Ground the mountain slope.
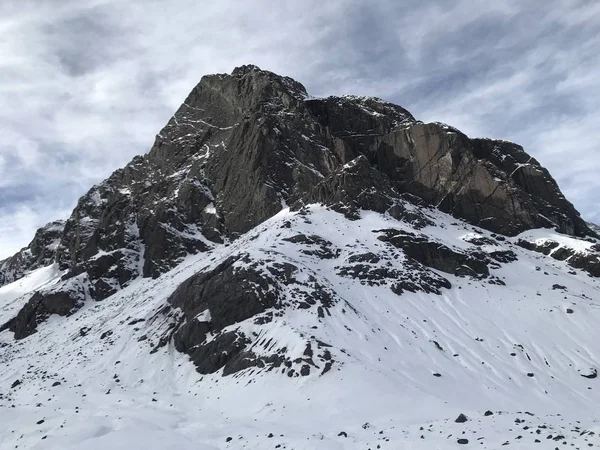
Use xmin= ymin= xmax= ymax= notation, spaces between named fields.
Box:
xmin=1 ymin=65 xmax=600 ymax=449
xmin=2 ymin=205 xmax=600 ymax=449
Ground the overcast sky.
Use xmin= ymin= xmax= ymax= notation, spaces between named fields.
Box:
xmin=1 ymin=0 xmax=599 ymax=259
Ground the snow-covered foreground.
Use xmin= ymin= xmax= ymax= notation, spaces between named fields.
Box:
xmin=1 ymin=205 xmax=600 ymax=449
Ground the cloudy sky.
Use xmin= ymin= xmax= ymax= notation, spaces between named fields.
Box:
xmin=1 ymin=0 xmax=599 ymax=258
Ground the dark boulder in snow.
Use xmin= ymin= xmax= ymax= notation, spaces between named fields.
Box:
xmin=455 ymin=413 xmax=468 ymax=423
xmin=580 ymin=369 xmax=597 ymax=379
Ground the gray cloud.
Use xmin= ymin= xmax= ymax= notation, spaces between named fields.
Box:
xmin=1 ymin=0 xmax=599 ymax=258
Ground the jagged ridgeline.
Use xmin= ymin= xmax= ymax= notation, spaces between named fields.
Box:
xmin=0 ymin=65 xmax=595 ymax=361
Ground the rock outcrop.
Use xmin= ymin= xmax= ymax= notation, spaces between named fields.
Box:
xmin=516 ymin=238 xmax=600 ymax=277
xmin=155 ymin=253 xmax=337 ymax=375
xmin=377 ymin=229 xmax=490 ymax=278
xmin=1 ymin=274 xmax=89 ymax=339
xmin=0 ymin=220 xmax=65 ymax=287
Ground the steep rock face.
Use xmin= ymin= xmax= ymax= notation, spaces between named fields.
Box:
xmin=16 ymin=66 xmax=423 ymax=292
xmin=374 ymin=123 xmax=587 ymax=236
xmin=294 ymin=155 xmax=398 ymax=219
xmin=56 ymin=155 xmax=218 ymax=287
xmin=304 ymin=99 xmax=589 ymax=236
xmin=304 ymin=95 xmax=415 ymax=163
xmin=0 ymin=220 xmax=65 ymax=287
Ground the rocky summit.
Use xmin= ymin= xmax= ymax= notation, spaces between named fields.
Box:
xmin=1 ymin=66 xmax=600 ymax=449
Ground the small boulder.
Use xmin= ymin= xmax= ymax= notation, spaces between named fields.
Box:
xmin=455 ymin=413 xmax=468 ymax=423
xmin=581 ymin=369 xmax=598 ymax=379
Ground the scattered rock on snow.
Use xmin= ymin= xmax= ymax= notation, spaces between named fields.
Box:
xmin=455 ymin=414 xmax=468 ymax=423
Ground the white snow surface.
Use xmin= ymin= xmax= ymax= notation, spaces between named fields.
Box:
xmin=1 ymin=205 xmax=600 ymax=449
xmin=518 ymin=228 xmax=594 ymax=252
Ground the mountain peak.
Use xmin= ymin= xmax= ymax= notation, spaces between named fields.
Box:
xmin=229 ymin=64 xmax=306 ymax=94
xmin=0 ymin=65 xmax=595 ymax=316
xmin=230 ymin=63 xmax=263 ymax=76
xmin=2 ymin=65 xmax=600 ymax=448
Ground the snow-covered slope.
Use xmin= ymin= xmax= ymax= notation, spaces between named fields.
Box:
xmin=0 ymin=264 xmax=64 ymax=325
xmin=2 ymin=204 xmax=600 ymax=449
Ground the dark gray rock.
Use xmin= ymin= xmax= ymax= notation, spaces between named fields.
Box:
xmin=347 ymin=252 xmax=381 ymax=264
xmin=377 ymin=229 xmax=489 ymax=278
xmin=566 ymin=252 xmax=600 ymax=277
xmin=489 ymin=250 xmax=518 ymax=263
xmin=581 ymin=369 xmax=597 ymax=379
xmin=7 ymin=289 xmax=84 ymax=340
xmin=161 ymin=255 xmax=335 ymax=375
xmin=455 ymin=413 xmax=468 ymax=423
xmin=0 ymin=220 xmax=65 ymax=287
xmin=551 ymin=247 xmax=576 ymax=261
xmin=283 ymin=234 xmax=339 ymax=259
xmin=169 ymin=257 xmax=279 ymax=336
xmin=517 ymin=239 xmax=600 ymax=277
xmin=373 ymin=123 xmax=590 ymax=237
xmin=292 ymin=154 xmax=397 ymax=219
xmin=516 ymin=239 xmax=559 ymax=255
xmin=465 ymin=236 xmax=498 ymax=247
xmin=337 ymin=257 xmax=452 ymax=296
